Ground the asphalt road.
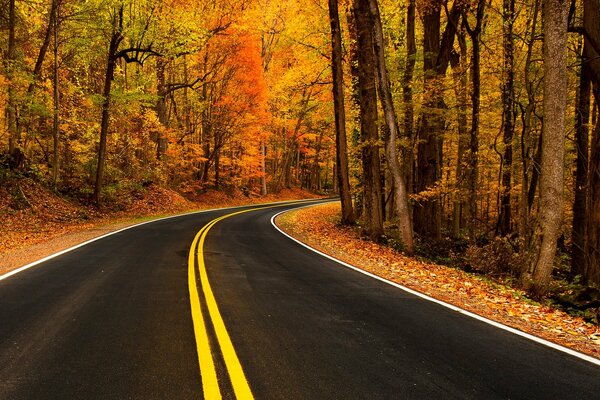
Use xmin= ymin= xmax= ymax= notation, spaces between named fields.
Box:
xmin=0 ymin=199 xmax=598 ymax=399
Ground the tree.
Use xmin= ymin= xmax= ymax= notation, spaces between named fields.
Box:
xmin=582 ymin=0 xmax=600 ymax=286
xmin=93 ymin=2 xmax=160 ymax=205
xmin=367 ymin=0 xmax=414 ymax=253
xmin=327 ymin=0 xmax=355 ymax=225
xmin=521 ymin=0 xmax=569 ymax=296
xmin=463 ymin=0 xmax=486 ymax=238
xmin=352 ymin=0 xmax=383 ymax=240
xmin=413 ymin=1 xmax=460 ymax=240
xmin=498 ymin=0 xmax=515 ymax=236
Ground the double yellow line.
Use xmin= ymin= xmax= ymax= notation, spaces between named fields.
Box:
xmin=187 ymin=200 xmax=325 ymax=399
xmin=188 ymin=209 xmax=255 ymax=400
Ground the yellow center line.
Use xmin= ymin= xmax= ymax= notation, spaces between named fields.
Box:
xmin=188 ymin=200 xmax=326 ymax=399
xmin=188 ymin=224 xmax=222 ymax=399
xmin=198 ymin=210 xmax=255 ymax=400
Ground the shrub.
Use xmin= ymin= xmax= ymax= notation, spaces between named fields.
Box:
xmin=463 ymin=237 xmax=526 ymax=277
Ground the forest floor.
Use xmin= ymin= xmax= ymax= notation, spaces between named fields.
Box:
xmin=0 ymin=177 xmax=320 ymax=275
xmin=276 ymin=202 xmax=600 ymax=360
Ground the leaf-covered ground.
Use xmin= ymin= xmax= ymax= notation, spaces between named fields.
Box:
xmin=276 ymin=202 xmax=600 ymax=359
xmin=0 ymin=177 xmax=319 ymax=274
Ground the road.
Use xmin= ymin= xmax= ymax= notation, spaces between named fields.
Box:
xmin=0 ymin=199 xmax=599 ymax=399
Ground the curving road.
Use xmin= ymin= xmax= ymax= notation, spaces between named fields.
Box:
xmin=0 ymin=199 xmax=599 ymax=399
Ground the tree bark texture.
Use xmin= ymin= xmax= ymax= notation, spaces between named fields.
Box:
xmin=6 ymin=0 xmax=18 ymax=156
xmin=52 ymin=3 xmax=60 ymax=187
xmin=451 ymin=31 xmax=468 ymax=237
xmin=499 ymin=0 xmax=515 ymax=236
xmin=402 ymin=0 xmax=416 ymax=195
xmin=414 ymin=4 xmax=442 ymax=239
xmin=572 ymin=50 xmax=591 ymax=278
xmin=353 ymin=0 xmax=384 ymax=240
xmin=523 ymin=0 xmax=569 ymax=296
xmin=328 ymin=0 xmax=355 ymax=224
xmin=367 ymin=0 xmax=414 ymax=253
xmin=414 ymin=3 xmax=460 ymax=240
xmin=583 ymin=0 xmax=600 ymax=287
xmin=93 ymin=27 xmax=121 ymax=205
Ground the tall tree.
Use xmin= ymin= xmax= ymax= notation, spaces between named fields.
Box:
xmin=582 ymin=0 xmax=600 ymax=286
xmin=463 ymin=0 xmax=486 ymax=238
xmin=367 ymin=0 xmax=414 ymax=253
xmin=353 ymin=0 xmax=384 ymax=240
xmin=522 ymin=0 xmax=569 ymax=296
xmin=93 ymin=3 xmax=160 ymax=205
xmin=51 ymin=0 xmax=61 ymax=187
xmin=401 ymin=0 xmax=416 ymax=194
xmin=571 ymin=37 xmax=591 ymax=278
xmin=5 ymin=0 xmax=18 ymax=159
xmin=498 ymin=0 xmax=515 ymax=236
xmin=451 ymin=29 xmax=468 ymax=237
xmin=414 ymin=2 xmax=460 ymax=240
xmin=328 ymin=0 xmax=355 ymax=225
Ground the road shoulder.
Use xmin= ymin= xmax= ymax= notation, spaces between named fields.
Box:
xmin=275 ymin=202 xmax=600 ymax=361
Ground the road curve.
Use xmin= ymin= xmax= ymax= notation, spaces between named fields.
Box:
xmin=1 ymin=200 xmax=599 ymax=399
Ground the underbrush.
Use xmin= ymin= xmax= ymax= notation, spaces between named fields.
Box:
xmin=380 ymin=220 xmax=600 ymax=326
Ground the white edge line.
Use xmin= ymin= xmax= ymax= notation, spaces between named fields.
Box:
xmin=0 ymin=198 xmax=324 ymax=283
xmin=270 ymin=205 xmax=600 ymax=367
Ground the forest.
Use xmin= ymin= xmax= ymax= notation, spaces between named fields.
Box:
xmin=1 ymin=0 xmax=599 ymax=302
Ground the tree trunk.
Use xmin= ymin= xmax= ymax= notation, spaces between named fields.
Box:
xmin=93 ymin=9 xmax=123 ymax=205
xmin=587 ymin=93 xmax=600 ymax=286
xmin=522 ymin=0 xmax=569 ymax=296
xmin=451 ymin=30 xmax=468 ymax=237
xmin=402 ymin=0 xmax=416 ymax=195
xmin=414 ymin=5 xmax=442 ymax=239
xmin=6 ymin=0 xmax=18 ymax=156
xmin=572 ymin=48 xmax=591 ymax=278
xmin=367 ymin=0 xmax=414 ymax=253
xmin=52 ymin=2 xmax=60 ymax=188
xmin=261 ymin=140 xmax=268 ymax=195
xmin=414 ymin=4 xmax=459 ymax=240
xmin=464 ymin=0 xmax=486 ymax=239
xmin=583 ymin=0 xmax=600 ymax=286
xmin=353 ymin=0 xmax=384 ymax=240
xmin=328 ymin=0 xmax=355 ymax=224
xmin=155 ymin=57 xmax=168 ymax=159
xmin=519 ymin=0 xmax=541 ymax=241
xmin=499 ymin=0 xmax=515 ymax=236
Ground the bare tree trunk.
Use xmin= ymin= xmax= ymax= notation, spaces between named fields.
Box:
xmin=367 ymin=0 xmax=414 ymax=253
xmin=522 ymin=0 xmax=569 ymax=296
xmin=94 ymin=6 xmax=126 ymax=205
xmin=353 ymin=0 xmax=384 ymax=240
xmin=587 ymin=93 xmax=600 ymax=286
xmin=519 ymin=0 xmax=541 ymax=241
xmin=414 ymin=5 xmax=442 ymax=239
xmin=414 ymin=4 xmax=460 ymax=240
xmin=260 ymin=140 xmax=267 ymax=195
xmin=451 ymin=31 xmax=468 ymax=237
xmin=328 ymin=0 xmax=355 ymax=224
xmin=464 ymin=0 xmax=485 ymax=239
xmin=499 ymin=0 xmax=515 ymax=236
xmin=52 ymin=2 xmax=60 ymax=188
xmin=402 ymin=0 xmax=416 ymax=195
xmin=6 ymin=0 xmax=18 ymax=156
xmin=583 ymin=0 xmax=600 ymax=286
xmin=572 ymin=46 xmax=591 ymax=277
xmin=155 ymin=57 xmax=168 ymax=159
